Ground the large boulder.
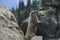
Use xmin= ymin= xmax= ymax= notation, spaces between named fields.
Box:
xmin=37 ymin=8 xmax=58 ymax=39
xmin=0 ymin=5 xmax=24 ymax=40
xmin=40 ymin=14 xmax=57 ymax=38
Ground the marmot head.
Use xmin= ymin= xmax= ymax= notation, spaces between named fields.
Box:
xmin=30 ymin=10 xmax=38 ymax=17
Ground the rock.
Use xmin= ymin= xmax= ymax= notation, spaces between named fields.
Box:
xmin=31 ymin=36 xmax=43 ymax=40
xmin=0 ymin=5 xmax=24 ymax=40
xmin=36 ymin=7 xmax=60 ymax=40
xmin=38 ymin=13 xmax=58 ymax=39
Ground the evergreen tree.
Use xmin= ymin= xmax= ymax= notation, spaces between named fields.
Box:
xmin=27 ymin=0 xmax=31 ymax=8
xmin=11 ymin=7 xmax=15 ymax=13
xmin=19 ymin=0 xmax=25 ymax=10
xmin=32 ymin=0 xmax=38 ymax=10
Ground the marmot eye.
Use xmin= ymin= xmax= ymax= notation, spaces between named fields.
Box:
xmin=31 ymin=13 xmax=33 ymax=14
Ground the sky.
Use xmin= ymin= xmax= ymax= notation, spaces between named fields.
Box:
xmin=0 ymin=0 xmax=27 ymax=9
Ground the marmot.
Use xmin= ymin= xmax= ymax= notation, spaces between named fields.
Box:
xmin=25 ymin=10 xmax=40 ymax=40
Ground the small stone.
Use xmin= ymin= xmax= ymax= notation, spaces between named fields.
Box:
xmin=31 ymin=36 xmax=43 ymax=40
